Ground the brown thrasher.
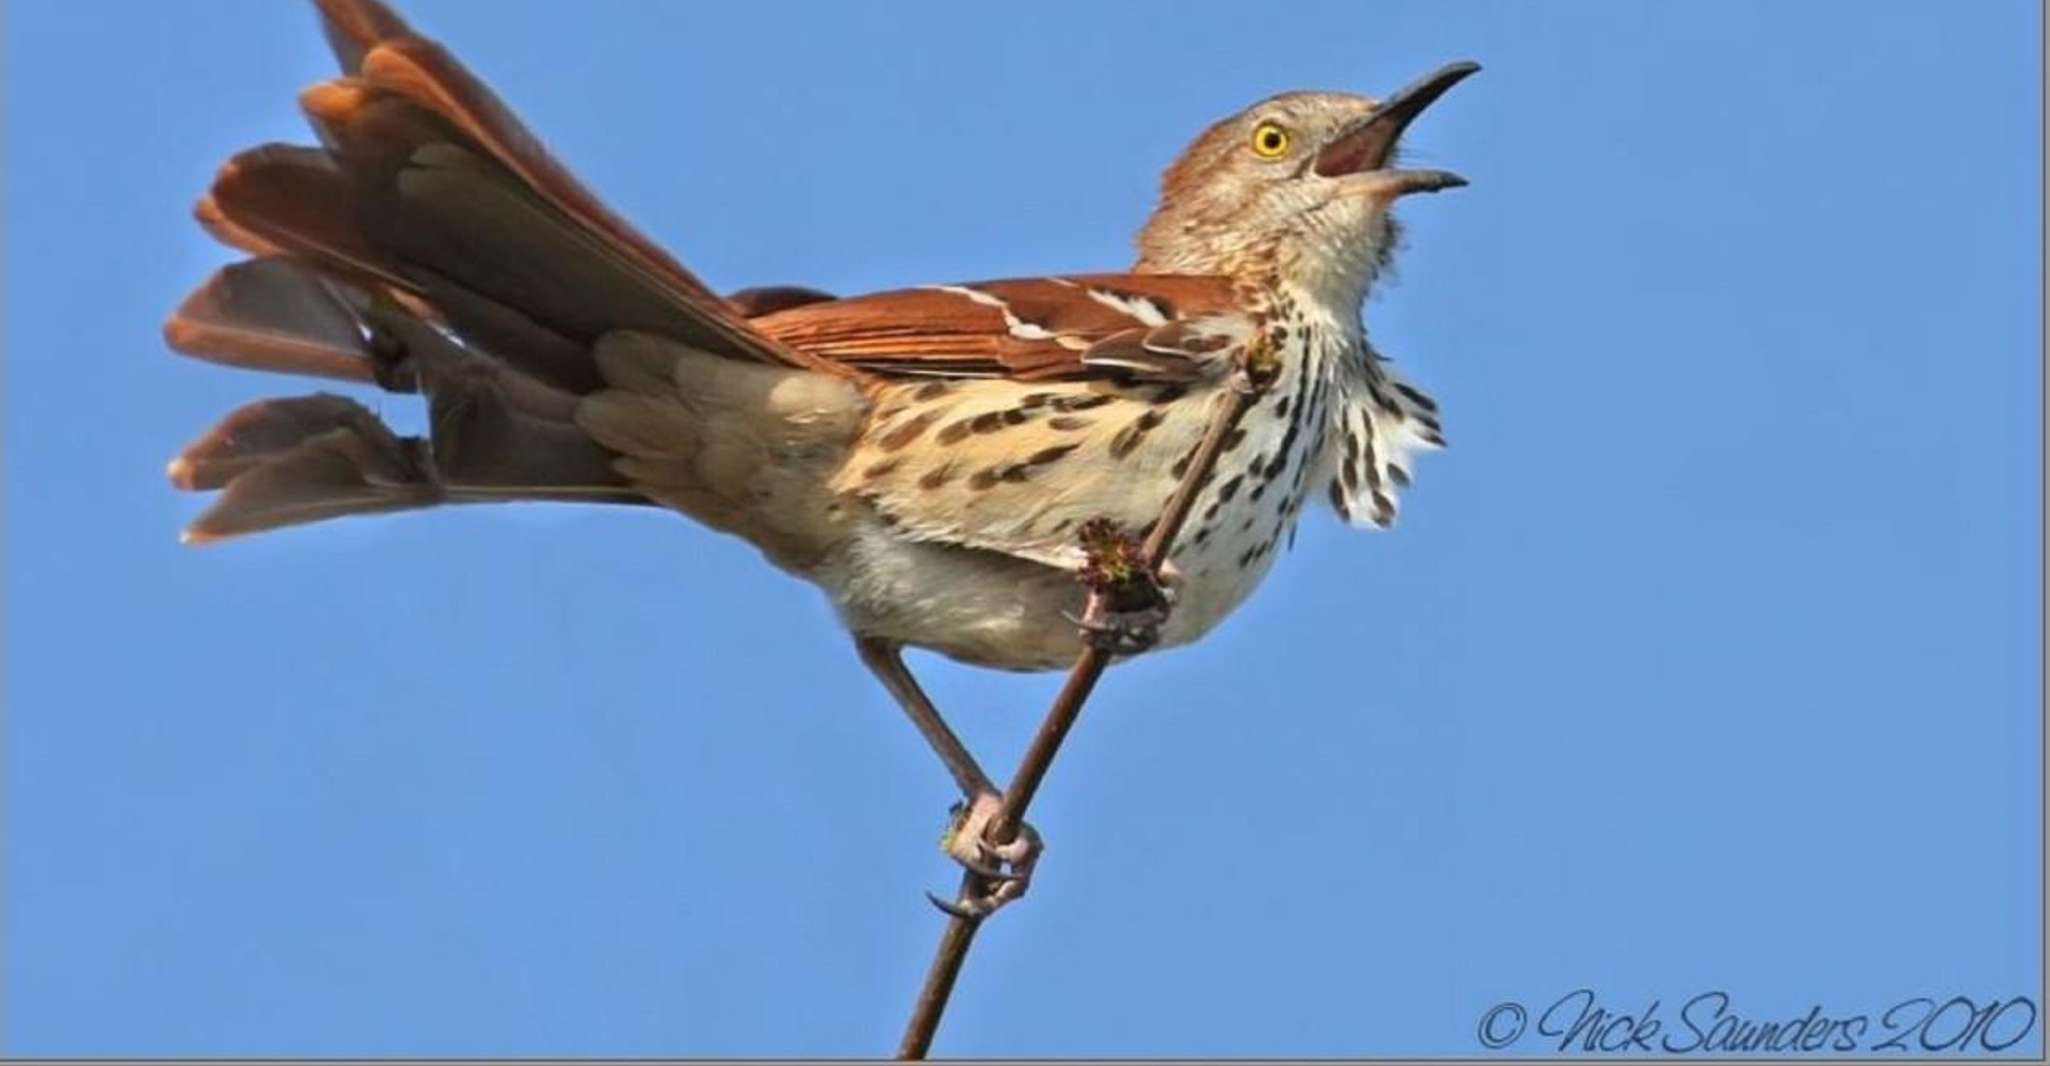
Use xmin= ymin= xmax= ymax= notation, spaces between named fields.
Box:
xmin=165 ymin=0 xmax=1475 ymax=915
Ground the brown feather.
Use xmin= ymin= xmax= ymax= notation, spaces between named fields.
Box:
xmin=727 ymin=286 xmax=838 ymax=317
xmin=753 ymin=274 xmax=1249 ymax=382
xmin=313 ymin=0 xmax=718 ymax=305
xmin=315 ymin=0 xmax=413 ymax=73
xmin=290 ymin=71 xmax=843 ymax=377
xmin=164 ymin=258 xmax=387 ymax=385
xmin=205 ymin=144 xmax=407 ymax=288
xmin=309 ymin=2 xmax=855 ymax=377
xmin=173 ymin=394 xmax=432 ymax=542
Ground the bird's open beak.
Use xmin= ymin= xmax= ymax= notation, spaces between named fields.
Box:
xmin=1313 ymin=60 xmax=1480 ymax=194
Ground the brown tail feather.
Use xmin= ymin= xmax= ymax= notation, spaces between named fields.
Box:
xmin=165 ymin=258 xmax=391 ymax=386
xmin=167 ymin=0 xmax=846 ymax=543
xmin=167 ymin=294 xmax=644 ymax=543
xmin=169 ymin=394 xmax=436 ymax=543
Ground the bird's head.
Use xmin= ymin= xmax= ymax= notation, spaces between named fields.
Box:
xmin=1134 ymin=62 xmax=1478 ymax=306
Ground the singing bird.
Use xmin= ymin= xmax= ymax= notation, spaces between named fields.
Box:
xmin=166 ymin=0 xmax=1476 ymax=915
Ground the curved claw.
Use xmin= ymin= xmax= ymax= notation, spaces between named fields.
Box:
xmin=926 ymin=889 xmax=985 ymax=920
xmin=925 ymin=871 xmax=1030 ymax=920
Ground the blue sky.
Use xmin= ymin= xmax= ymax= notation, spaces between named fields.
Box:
xmin=5 ymin=0 xmax=2041 ymax=1057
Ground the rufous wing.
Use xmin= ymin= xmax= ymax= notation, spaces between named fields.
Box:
xmin=751 ymin=275 xmax=1256 ymax=383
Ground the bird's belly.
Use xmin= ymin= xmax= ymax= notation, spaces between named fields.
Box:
xmin=822 ymin=523 xmax=1091 ymax=670
xmin=820 ymin=506 xmax=1285 ymax=673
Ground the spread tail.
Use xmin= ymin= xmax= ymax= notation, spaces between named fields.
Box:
xmin=165 ymin=0 xmax=846 ymax=543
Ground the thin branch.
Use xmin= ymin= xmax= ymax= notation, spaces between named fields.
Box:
xmin=896 ymin=364 xmax=1269 ymax=1060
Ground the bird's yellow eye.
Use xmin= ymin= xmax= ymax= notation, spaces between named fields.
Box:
xmin=1250 ymin=122 xmax=1291 ymax=158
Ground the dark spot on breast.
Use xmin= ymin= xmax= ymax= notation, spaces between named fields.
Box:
xmin=914 ymin=381 xmax=953 ymax=401
xmin=918 ymin=462 xmax=955 ymax=490
xmin=1389 ymin=465 xmax=1411 ymax=487
xmin=970 ymin=461 xmax=1033 ymax=489
xmin=1264 ymin=439 xmax=1295 ymax=480
xmin=1019 ymin=392 xmax=1054 ymax=409
xmin=880 ymin=409 xmax=942 ymax=451
xmin=1394 ymin=382 xmax=1437 ymax=412
xmin=1216 ymin=475 xmax=1243 ymax=503
xmin=970 ymin=411 xmax=1006 ymax=433
xmin=1261 ymin=364 xmax=1313 ymax=478
xmin=1150 ymin=384 xmax=1189 ymax=406
xmin=1026 ymin=443 xmax=1080 ymax=466
xmin=1053 ymin=393 xmax=1115 ymax=412
xmin=1221 ymin=427 xmax=1247 ymax=453
xmin=863 ymin=457 xmax=902 ymax=479
xmin=1111 ymin=410 xmax=1166 ymax=460
xmin=1047 ymin=416 xmax=1094 ymax=432
xmin=936 ymin=419 xmax=972 ymax=445
xmin=1328 ymin=481 xmax=1350 ymax=520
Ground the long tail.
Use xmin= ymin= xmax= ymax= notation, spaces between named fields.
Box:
xmin=164 ymin=0 xmax=843 ymax=543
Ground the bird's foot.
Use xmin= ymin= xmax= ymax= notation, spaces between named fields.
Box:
xmin=1069 ymin=600 xmax=1171 ymax=654
xmin=927 ymin=791 xmax=1041 ymax=919
xmin=1073 ymin=518 xmax=1177 ymax=654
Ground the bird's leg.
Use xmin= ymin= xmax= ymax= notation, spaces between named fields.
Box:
xmin=856 ymin=636 xmax=995 ymax=798
xmin=854 ymin=637 xmax=1042 ymax=914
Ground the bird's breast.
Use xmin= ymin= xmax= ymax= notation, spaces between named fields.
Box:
xmin=818 ymin=328 xmax=1342 ymax=669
